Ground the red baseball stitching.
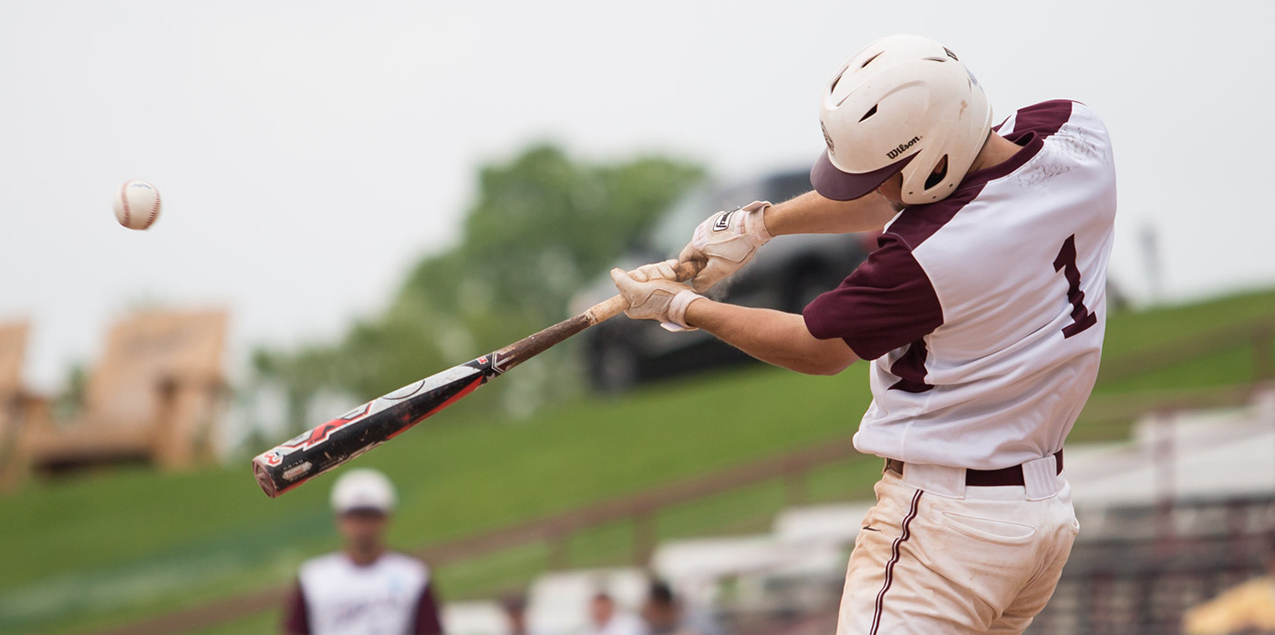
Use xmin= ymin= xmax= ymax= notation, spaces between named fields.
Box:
xmin=147 ymin=187 xmax=161 ymax=228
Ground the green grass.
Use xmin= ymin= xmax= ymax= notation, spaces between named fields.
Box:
xmin=185 ymin=610 xmax=278 ymax=635
xmin=0 ymin=288 xmax=1272 ymax=634
xmin=1099 ymin=289 xmax=1274 ymax=359
xmin=0 ymin=365 xmax=869 ymax=634
xmin=1095 ymin=344 xmax=1268 ymax=394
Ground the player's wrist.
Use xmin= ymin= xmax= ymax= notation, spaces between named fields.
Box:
xmin=666 ymin=289 xmax=704 ymax=330
xmin=677 ymin=291 xmax=714 ymax=329
xmin=741 ymin=201 xmax=773 ymax=246
xmin=758 ymin=201 xmax=781 ymax=239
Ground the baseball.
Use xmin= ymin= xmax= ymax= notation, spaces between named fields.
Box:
xmin=113 ymin=179 xmax=162 ymax=230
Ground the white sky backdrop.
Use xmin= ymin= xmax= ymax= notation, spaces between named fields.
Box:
xmin=1 ymin=0 xmax=1271 ymax=391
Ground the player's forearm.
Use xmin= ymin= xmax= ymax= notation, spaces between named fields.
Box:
xmin=684 ymin=299 xmax=858 ymax=375
xmin=763 ymin=190 xmax=898 ymax=237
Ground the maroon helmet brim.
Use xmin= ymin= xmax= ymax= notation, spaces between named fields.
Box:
xmin=810 ymin=151 xmax=916 ymax=201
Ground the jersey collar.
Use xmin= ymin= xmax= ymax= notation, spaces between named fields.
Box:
xmin=955 ymin=130 xmax=1044 ymax=193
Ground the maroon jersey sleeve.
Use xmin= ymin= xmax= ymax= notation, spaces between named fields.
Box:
xmin=414 ymin=580 xmax=444 ymax=635
xmin=282 ymin=582 xmax=310 ymax=635
xmin=803 ymin=233 xmax=943 ymax=360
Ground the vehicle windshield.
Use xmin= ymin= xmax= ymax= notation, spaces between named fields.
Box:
xmin=648 ymin=186 xmax=716 ymax=258
xmin=644 ymin=172 xmax=807 ymax=258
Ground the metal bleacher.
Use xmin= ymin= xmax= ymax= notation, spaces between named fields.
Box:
xmin=1029 ymin=494 xmax=1275 ymax=635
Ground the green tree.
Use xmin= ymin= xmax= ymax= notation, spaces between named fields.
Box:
xmin=257 ymin=144 xmax=703 ymax=421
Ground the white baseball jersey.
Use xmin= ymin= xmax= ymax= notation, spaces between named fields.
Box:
xmin=285 ymin=551 xmax=443 ymax=635
xmin=804 ymin=100 xmax=1117 ymax=470
xmin=588 ymin=612 xmax=648 ymax=635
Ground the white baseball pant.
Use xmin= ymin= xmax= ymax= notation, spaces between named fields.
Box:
xmin=836 ymin=457 xmax=1079 ymax=635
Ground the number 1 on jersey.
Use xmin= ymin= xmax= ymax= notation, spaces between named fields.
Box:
xmin=1053 ymin=234 xmax=1097 ymax=338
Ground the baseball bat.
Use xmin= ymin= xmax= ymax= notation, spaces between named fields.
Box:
xmin=252 ymin=260 xmax=701 ymax=498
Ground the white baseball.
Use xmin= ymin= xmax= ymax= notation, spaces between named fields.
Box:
xmin=113 ymin=179 xmax=162 ymax=230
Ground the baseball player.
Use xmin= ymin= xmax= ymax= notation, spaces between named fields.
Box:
xmin=610 ymin=34 xmax=1116 ymax=634
xmin=283 ymin=468 xmax=444 ymax=635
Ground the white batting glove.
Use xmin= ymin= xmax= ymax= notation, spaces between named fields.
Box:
xmin=610 ymin=260 xmax=703 ymax=332
xmin=678 ymin=201 xmax=773 ymax=293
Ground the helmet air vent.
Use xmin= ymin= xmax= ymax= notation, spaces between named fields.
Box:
xmin=829 ymin=66 xmax=847 ymax=97
xmin=859 ymin=105 xmax=879 ymax=122
xmin=924 ymin=155 xmax=949 ymax=190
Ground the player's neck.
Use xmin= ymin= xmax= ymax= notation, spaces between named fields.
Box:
xmin=967 ymin=133 xmax=1023 ymax=175
xmin=346 ymin=545 xmax=385 ymax=566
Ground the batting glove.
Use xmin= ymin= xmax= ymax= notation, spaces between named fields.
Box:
xmin=610 ymin=260 xmax=703 ymax=332
xmin=678 ymin=201 xmax=773 ymax=293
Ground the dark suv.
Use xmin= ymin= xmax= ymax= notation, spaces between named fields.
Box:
xmin=572 ymin=169 xmax=875 ymax=392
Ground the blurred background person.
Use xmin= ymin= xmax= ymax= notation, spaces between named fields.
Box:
xmin=586 ymin=590 xmax=646 ymax=635
xmin=640 ymin=580 xmax=706 ymax=635
xmin=1182 ymin=538 xmax=1275 ymax=635
xmin=283 ymin=468 xmax=444 ymax=635
xmin=501 ymin=593 xmax=530 ymax=635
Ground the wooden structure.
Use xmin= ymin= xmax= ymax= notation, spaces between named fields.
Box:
xmin=0 ymin=322 xmax=31 ymax=488
xmin=21 ymin=310 xmax=228 ymax=474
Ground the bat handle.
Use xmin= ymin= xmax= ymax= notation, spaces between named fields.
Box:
xmin=585 ymin=295 xmax=632 ymax=325
xmin=585 ymin=260 xmax=703 ymax=324
xmin=490 ymin=260 xmax=705 ymax=375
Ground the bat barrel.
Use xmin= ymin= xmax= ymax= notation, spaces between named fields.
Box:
xmin=249 ymin=258 xmax=702 ymax=499
xmin=251 ymin=358 xmax=493 ymax=497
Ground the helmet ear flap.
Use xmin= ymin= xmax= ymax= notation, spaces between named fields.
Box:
xmin=924 ymin=155 xmax=949 ymax=190
xmin=899 ymin=144 xmax=943 ymax=202
xmin=901 ymin=151 xmax=963 ymax=204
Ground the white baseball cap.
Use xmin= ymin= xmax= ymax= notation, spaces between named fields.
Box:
xmin=330 ymin=468 xmax=397 ymax=515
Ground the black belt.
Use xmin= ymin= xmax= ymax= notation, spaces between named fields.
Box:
xmin=885 ymin=450 xmax=1064 ymax=487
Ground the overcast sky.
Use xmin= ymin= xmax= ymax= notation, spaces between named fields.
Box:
xmin=1 ymin=0 xmax=1271 ymax=391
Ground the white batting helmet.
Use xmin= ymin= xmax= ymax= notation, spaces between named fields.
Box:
xmin=331 ymin=468 xmax=397 ymax=514
xmin=811 ymin=34 xmax=994 ymax=205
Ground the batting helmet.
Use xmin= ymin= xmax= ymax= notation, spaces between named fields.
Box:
xmin=811 ymin=34 xmax=994 ymax=205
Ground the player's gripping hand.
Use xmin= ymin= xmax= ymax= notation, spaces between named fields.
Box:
xmin=678 ymin=201 xmax=773 ymax=293
xmin=610 ymin=260 xmax=703 ymax=332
